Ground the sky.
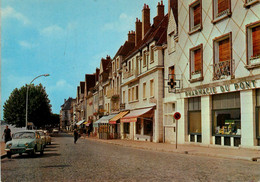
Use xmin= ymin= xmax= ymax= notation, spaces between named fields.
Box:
xmin=1 ymin=0 xmax=169 ymax=117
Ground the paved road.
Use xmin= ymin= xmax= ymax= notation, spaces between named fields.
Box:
xmin=1 ymin=133 xmax=260 ymax=182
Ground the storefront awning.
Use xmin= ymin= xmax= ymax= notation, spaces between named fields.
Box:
xmin=120 ymin=107 xmax=153 ymax=123
xmin=109 ymin=111 xmax=129 ymax=124
xmin=76 ymin=120 xmax=85 ymax=125
xmin=93 ymin=114 xmax=117 ymax=127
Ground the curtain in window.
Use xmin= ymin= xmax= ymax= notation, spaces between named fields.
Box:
xmin=252 ymin=26 xmax=260 ymax=57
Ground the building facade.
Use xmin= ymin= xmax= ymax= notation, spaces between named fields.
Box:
xmin=164 ymin=0 xmax=260 ymax=148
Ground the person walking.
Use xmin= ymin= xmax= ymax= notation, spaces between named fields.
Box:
xmin=73 ymin=129 xmax=79 ymax=144
xmin=2 ymin=125 xmax=12 ymax=143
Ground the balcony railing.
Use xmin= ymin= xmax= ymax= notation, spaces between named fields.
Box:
xmin=213 ymin=59 xmax=234 ymax=80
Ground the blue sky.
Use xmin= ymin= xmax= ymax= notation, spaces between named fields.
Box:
xmin=1 ymin=0 xmax=168 ymax=116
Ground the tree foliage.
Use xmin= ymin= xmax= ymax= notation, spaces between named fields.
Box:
xmin=3 ymin=84 xmax=52 ymax=128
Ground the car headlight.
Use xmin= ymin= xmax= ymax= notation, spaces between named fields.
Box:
xmin=6 ymin=143 xmax=12 ymax=149
xmin=25 ymin=143 xmax=29 ymax=147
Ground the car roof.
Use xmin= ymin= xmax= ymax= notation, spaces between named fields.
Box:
xmin=14 ymin=130 xmax=36 ymax=133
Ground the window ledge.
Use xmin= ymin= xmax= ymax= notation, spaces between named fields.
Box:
xmin=129 ymin=100 xmax=139 ymax=104
xmin=212 ymin=12 xmax=232 ymax=24
xmin=150 ymin=60 xmax=154 ymax=64
xmin=188 ymin=26 xmax=202 ymax=35
xmin=244 ymin=0 xmax=259 ymax=8
xmin=189 ymin=76 xmax=204 ymax=83
xmin=245 ymin=64 xmax=260 ymax=70
xmin=143 ymin=65 xmax=147 ymax=68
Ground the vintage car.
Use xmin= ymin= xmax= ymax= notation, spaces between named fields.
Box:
xmin=36 ymin=130 xmax=47 ymax=147
xmin=44 ymin=130 xmax=51 ymax=145
xmin=5 ymin=130 xmax=44 ymax=158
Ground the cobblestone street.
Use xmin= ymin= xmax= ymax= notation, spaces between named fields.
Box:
xmin=1 ymin=133 xmax=260 ymax=182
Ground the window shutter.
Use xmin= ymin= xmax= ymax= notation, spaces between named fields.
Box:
xmin=252 ymin=26 xmax=260 ymax=57
xmin=194 ymin=48 xmax=201 ymax=71
xmin=219 ymin=38 xmax=230 ymax=62
xmin=218 ymin=0 xmax=228 ymax=14
xmin=193 ymin=4 xmax=201 ymax=26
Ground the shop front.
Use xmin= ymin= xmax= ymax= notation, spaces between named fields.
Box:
xmin=109 ymin=111 xmax=129 ymax=139
xmin=120 ymin=107 xmax=154 ymax=142
xmin=94 ymin=114 xmax=117 ymax=140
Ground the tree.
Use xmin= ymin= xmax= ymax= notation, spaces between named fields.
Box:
xmin=3 ymin=84 xmax=52 ymax=128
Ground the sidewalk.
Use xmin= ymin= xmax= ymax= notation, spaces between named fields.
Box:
xmin=83 ymin=136 xmax=260 ymax=162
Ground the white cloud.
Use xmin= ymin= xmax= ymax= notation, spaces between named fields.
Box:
xmin=2 ymin=6 xmax=30 ymax=25
xmin=102 ymin=13 xmax=135 ymax=32
xmin=19 ymin=41 xmax=36 ymax=49
xmin=48 ymin=79 xmax=73 ymax=92
xmin=40 ymin=25 xmax=65 ymax=37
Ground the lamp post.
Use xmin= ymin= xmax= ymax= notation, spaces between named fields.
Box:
xmin=25 ymin=74 xmax=50 ymax=129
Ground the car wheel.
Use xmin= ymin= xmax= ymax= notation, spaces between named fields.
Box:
xmin=7 ymin=152 xmax=11 ymax=159
xmin=19 ymin=153 xmax=22 ymax=156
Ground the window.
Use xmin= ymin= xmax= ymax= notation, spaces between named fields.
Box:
xmin=124 ymin=123 xmax=130 ymax=134
xmin=212 ymin=92 xmax=241 ymax=138
xmin=123 ymin=91 xmax=125 ymax=103
xmin=256 ymin=89 xmax=260 ymax=146
xmin=143 ymin=51 xmax=147 ymax=67
xmin=190 ymin=44 xmax=203 ymax=82
xmin=188 ymin=97 xmax=201 ymax=139
xmin=150 ymin=46 xmax=154 ymax=63
xmin=212 ymin=0 xmax=231 ymax=24
xmin=132 ymin=87 xmax=134 ymax=102
xmin=244 ymin=0 xmax=259 ymax=8
xmin=116 ymin=58 xmax=119 ymax=70
xmin=169 ymin=66 xmax=175 ymax=79
xmin=143 ymin=82 xmax=146 ymax=99
xmin=150 ymin=79 xmax=154 ymax=97
xmin=246 ymin=21 xmax=260 ymax=67
xmin=213 ymin=32 xmax=233 ymax=80
xmin=113 ymin=62 xmax=115 ymax=72
xmin=136 ymin=86 xmax=139 ymax=100
xmin=189 ymin=0 xmax=202 ymax=34
xmin=128 ymin=88 xmax=131 ymax=102
xmin=128 ymin=60 xmax=131 ymax=72
xmin=136 ymin=118 xmax=141 ymax=134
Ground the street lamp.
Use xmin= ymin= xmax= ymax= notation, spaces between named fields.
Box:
xmin=25 ymin=74 xmax=50 ymax=129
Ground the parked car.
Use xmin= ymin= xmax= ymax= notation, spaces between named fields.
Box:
xmin=51 ymin=129 xmax=59 ymax=137
xmin=5 ymin=130 xmax=44 ymax=158
xmin=36 ymin=130 xmax=47 ymax=147
xmin=44 ymin=130 xmax=51 ymax=145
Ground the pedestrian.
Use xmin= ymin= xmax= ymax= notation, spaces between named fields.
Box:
xmin=2 ymin=125 xmax=12 ymax=143
xmin=83 ymin=128 xmax=86 ymax=138
xmin=87 ymin=128 xmax=91 ymax=137
xmin=73 ymin=129 xmax=79 ymax=144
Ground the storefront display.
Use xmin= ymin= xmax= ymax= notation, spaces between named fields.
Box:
xmin=212 ymin=92 xmax=241 ymax=146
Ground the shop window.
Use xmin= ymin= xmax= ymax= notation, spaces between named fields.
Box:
xmin=188 ymin=97 xmax=201 ymax=135
xmin=150 ymin=79 xmax=154 ymax=97
xmin=256 ymin=89 xmax=260 ymax=145
xmin=189 ymin=0 xmax=202 ymax=35
xmin=124 ymin=123 xmax=130 ymax=134
xmin=144 ymin=118 xmax=153 ymax=135
xmin=213 ymin=32 xmax=233 ymax=80
xmin=246 ymin=21 xmax=260 ymax=68
xmin=212 ymin=0 xmax=231 ymax=24
xmin=212 ymin=92 xmax=241 ymax=136
xmin=190 ymin=44 xmax=203 ymax=82
xmin=136 ymin=118 xmax=141 ymax=135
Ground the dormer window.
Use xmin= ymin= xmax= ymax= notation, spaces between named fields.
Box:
xmin=189 ymin=0 xmax=202 ymax=35
xmin=212 ymin=0 xmax=232 ymax=24
xmin=150 ymin=46 xmax=154 ymax=63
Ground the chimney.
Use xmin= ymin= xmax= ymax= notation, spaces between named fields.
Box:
xmin=157 ymin=1 xmax=164 ymax=18
xmin=142 ymin=4 xmax=150 ymax=39
xmin=135 ymin=18 xmax=142 ymax=46
xmin=106 ymin=55 xmax=111 ymax=60
xmin=128 ymin=31 xmax=135 ymax=43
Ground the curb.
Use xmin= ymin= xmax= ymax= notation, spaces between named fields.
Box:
xmin=84 ymin=138 xmax=259 ymax=162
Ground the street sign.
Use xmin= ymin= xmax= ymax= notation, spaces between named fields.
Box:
xmin=173 ymin=112 xmax=181 ymax=120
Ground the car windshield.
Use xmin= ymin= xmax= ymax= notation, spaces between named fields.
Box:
xmin=38 ymin=132 xmax=44 ymax=136
xmin=13 ymin=132 xmax=35 ymax=139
